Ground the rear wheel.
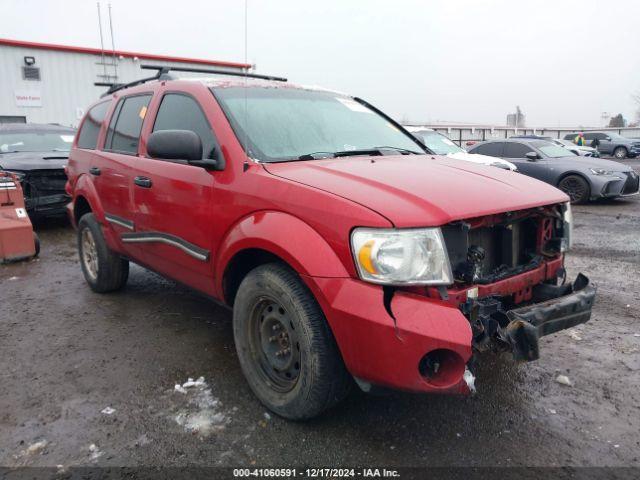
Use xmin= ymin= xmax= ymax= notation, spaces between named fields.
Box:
xmin=558 ymin=175 xmax=590 ymax=204
xmin=233 ymin=263 xmax=351 ymax=420
xmin=613 ymin=147 xmax=628 ymax=159
xmin=77 ymin=213 xmax=129 ymax=292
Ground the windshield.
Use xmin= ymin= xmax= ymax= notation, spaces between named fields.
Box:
xmin=534 ymin=141 xmax=573 ymax=158
xmin=0 ymin=131 xmax=75 ymax=153
xmin=416 ymin=131 xmax=463 ymax=155
xmin=212 ymin=87 xmax=425 ymax=162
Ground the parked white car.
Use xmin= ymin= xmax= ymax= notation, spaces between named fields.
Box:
xmin=554 ymin=139 xmax=599 ymax=157
xmin=406 ymin=127 xmax=517 ymax=171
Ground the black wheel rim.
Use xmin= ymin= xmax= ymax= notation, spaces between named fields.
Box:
xmin=560 ymin=177 xmax=586 ymax=202
xmin=248 ymin=297 xmax=301 ymax=392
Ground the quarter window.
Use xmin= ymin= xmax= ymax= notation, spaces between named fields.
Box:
xmin=105 ymin=94 xmax=152 ymax=154
xmin=152 ymin=94 xmax=217 ymax=159
xmin=77 ymin=101 xmax=110 ymax=149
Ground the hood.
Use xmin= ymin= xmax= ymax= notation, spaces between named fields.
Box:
xmin=551 ymin=155 xmax=631 ymax=171
xmin=263 ymin=155 xmax=569 ymax=227
xmin=0 ymin=151 xmax=69 ymax=171
xmin=447 ymin=151 xmax=517 ymax=171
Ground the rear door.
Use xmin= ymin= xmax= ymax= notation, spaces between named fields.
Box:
xmin=99 ymin=93 xmax=153 ymax=257
xmin=129 ymin=89 xmax=219 ymax=293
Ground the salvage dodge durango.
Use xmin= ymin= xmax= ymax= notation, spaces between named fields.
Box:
xmin=66 ymin=66 xmax=596 ymax=419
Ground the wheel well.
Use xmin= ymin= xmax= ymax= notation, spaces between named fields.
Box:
xmin=614 ymin=145 xmax=628 ymax=153
xmin=557 ymin=172 xmax=591 ymax=196
xmin=223 ymin=248 xmax=287 ymax=306
xmin=74 ymin=196 xmax=92 ymax=224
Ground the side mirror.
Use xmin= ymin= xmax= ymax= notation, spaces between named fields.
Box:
xmin=147 ymin=130 xmax=223 ymax=170
xmin=525 ymin=152 xmax=540 ymax=161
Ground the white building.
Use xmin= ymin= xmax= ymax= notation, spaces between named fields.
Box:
xmin=0 ymin=38 xmax=249 ymax=127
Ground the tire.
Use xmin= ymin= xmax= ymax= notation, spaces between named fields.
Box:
xmin=77 ymin=213 xmax=129 ymax=293
xmin=33 ymin=232 xmax=40 ymax=257
xmin=613 ymin=147 xmax=628 ymax=159
xmin=233 ymin=263 xmax=351 ymax=420
xmin=558 ymin=174 xmax=590 ymax=204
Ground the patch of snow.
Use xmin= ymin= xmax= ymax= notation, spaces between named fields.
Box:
xmin=263 ymin=412 xmax=271 ymax=421
xmin=88 ymin=443 xmax=103 ymax=461
xmin=567 ymin=331 xmax=582 ymax=341
xmin=555 ymin=374 xmax=573 ymax=387
xmin=463 ymin=367 xmax=476 ymax=394
xmin=549 ymin=408 xmax=557 ymax=414
xmin=25 ymin=440 xmax=47 ymax=455
xmin=171 ymin=377 xmax=228 ymax=437
xmin=634 ymin=334 xmax=640 ymax=338
xmin=9 ymin=276 xmax=19 ymax=281
xmin=101 ymin=406 xmax=115 ymax=415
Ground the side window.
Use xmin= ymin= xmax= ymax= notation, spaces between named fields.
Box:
xmin=563 ymin=133 xmax=575 ymax=140
xmin=504 ymin=142 xmax=534 ymax=158
xmin=152 ymin=93 xmax=217 ymax=159
xmin=594 ymin=133 xmax=607 ymax=140
xmin=104 ymin=94 xmax=152 ymax=154
xmin=583 ymin=133 xmax=595 ymax=141
xmin=473 ymin=142 xmax=504 ymax=157
xmin=77 ymin=101 xmax=110 ymax=149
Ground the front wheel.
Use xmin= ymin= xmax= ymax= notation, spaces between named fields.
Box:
xmin=558 ymin=175 xmax=590 ymax=204
xmin=613 ymin=147 xmax=628 ymax=159
xmin=77 ymin=213 xmax=129 ymax=293
xmin=233 ymin=263 xmax=351 ymax=420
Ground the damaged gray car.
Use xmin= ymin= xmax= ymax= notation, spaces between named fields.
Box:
xmin=0 ymin=123 xmax=75 ymax=218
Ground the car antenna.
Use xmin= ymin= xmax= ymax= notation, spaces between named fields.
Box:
xmin=242 ymin=0 xmax=250 ymax=173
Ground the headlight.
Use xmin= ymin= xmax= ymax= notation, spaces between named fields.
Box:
xmin=561 ymin=202 xmax=573 ymax=252
xmin=2 ymin=169 xmax=26 ymax=182
xmin=590 ymin=168 xmax=613 ymax=175
xmin=351 ymin=227 xmax=453 ymax=285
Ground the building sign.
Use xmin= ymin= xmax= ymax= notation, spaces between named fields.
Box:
xmin=14 ymin=90 xmax=42 ymax=107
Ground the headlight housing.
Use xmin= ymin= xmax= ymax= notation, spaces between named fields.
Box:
xmin=589 ymin=168 xmax=613 ymax=176
xmin=560 ymin=202 xmax=573 ymax=252
xmin=351 ymin=227 xmax=453 ymax=285
xmin=2 ymin=169 xmax=26 ymax=182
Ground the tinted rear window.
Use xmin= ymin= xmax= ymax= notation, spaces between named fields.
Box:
xmin=105 ymin=94 xmax=152 ymax=154
xmin=77 ymin=101 xmax=110 ymax=149
xmin=472 ymin=142 xmax=504 ymax=157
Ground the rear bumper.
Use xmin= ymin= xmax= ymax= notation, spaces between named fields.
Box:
xmin=308 ymin=270 xmax=595 ymax=395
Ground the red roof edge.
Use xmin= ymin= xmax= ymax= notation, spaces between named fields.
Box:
xmin=0 ymin=38 xmax=251 ymax=70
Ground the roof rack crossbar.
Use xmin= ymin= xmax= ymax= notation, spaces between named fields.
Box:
xmin=94 ymin=67 xmax=171 ymax=97
xmin=141 ymin=64 xmax=287 ymax=82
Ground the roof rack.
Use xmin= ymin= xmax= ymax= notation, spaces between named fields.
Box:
xmin=94 ymin=67 xmax=171 ymax=97
xmin=140 ymin=64 xmax=287 ymax=82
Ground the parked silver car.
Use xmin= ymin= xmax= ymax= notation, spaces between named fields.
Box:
xmin=563 ymin=132 xmax=640 ymax=159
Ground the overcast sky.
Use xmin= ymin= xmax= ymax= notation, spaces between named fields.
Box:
xmin=3 ymin=0 xmax=639 ymax=127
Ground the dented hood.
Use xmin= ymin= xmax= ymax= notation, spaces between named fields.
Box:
xmin=263 ymin=154 xmax=569 ymax=227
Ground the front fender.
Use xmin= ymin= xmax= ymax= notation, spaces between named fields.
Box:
xmin=214 ymin=211 xmax=350 ymax=296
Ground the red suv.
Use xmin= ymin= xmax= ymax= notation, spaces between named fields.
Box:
xmin=66 ymin=66 xmax=596 ymax=419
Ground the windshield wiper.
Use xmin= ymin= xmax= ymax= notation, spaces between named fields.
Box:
xmin=372 ymin=146 xmax=422 ymax=155
xmin=296 ymin=146 xmax=422 ymax=161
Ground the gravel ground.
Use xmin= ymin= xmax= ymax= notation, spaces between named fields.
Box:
xmin=1 ymin=161 xmax=639 ymax=470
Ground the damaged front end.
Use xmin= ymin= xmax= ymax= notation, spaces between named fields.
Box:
xmin=14 ymin=169 xmax=70 ymax=218
xmin=441 ymin=203 xmax=596 ymax=362
xmin=462 ymin=273 xmax=596 ymax=361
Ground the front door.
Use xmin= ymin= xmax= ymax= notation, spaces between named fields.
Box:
xmin=503 ymin=142 xmax=550 ymax=182
xmin=130 ymin=91 xmax=220 ymax=294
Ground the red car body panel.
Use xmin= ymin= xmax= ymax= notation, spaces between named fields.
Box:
xmin=66 ymin=78 xmax=582 ymax=395
xmin=264 ymin=155 xmax=569 ymax=227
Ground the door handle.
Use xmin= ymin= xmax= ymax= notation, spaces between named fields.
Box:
xmin=89 ymin=167 xmax=101 ymax=176
xmin=134 ymin=176 xmax=152 ymax=188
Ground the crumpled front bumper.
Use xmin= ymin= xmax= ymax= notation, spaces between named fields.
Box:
xmin=470 ymin=274 xmax=596 ymax=362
